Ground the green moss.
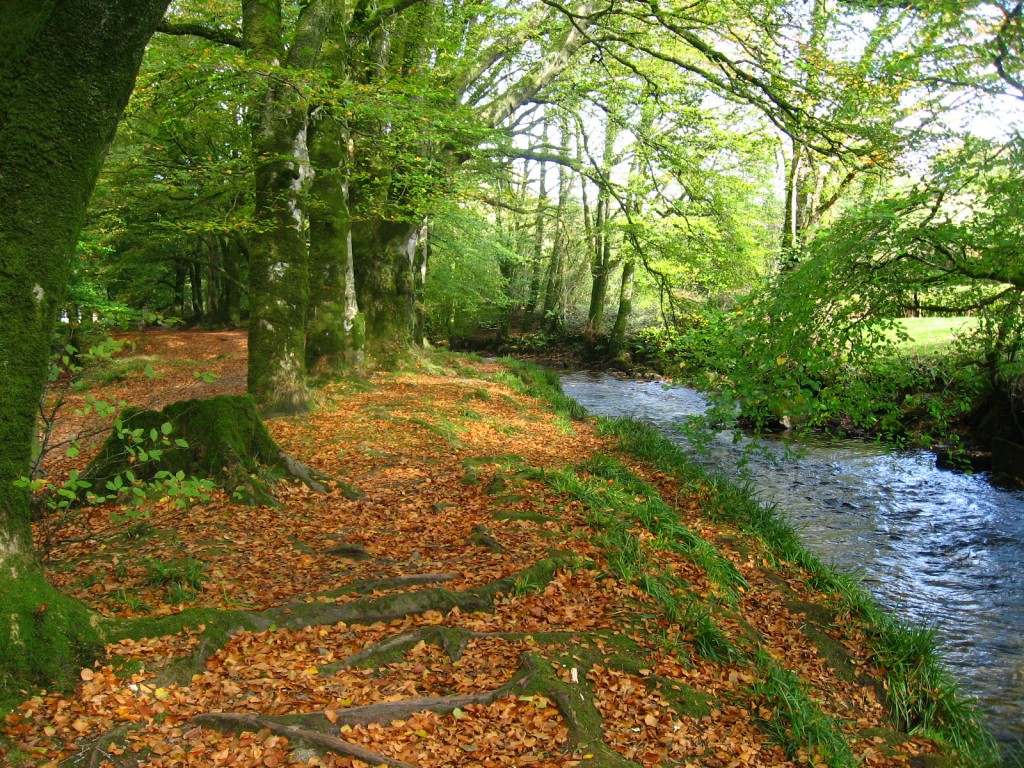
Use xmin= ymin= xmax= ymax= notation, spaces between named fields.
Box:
xmin=82 ymin=394 xmax=289 ymax=506
xmin=0 ymin=567 xmax=102 ymax=712
xmin=351 ymin=312 xmax=366 ymax=352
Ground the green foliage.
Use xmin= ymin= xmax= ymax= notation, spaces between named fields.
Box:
xmin=627 ymin=310 xmax=734 ymax=382
xmin=423 ymin=208 xmax=514 ymax=342
xmin=82 ymin=28 xmax=253 ymax=322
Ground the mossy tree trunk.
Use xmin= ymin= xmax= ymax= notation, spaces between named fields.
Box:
xmin=352 ymin=219 xmax=422 ymax=366
xmin=609 ymin=255 xmax=635 ymax=362
xmin=0 ymin=0 xmax=169 ymax=699
xmin=542 ymin=144 xmax=570 ymax=335
xmin=306 ymin=50 xmax=365 ymax=372
xmin=243 ymin=0 xmax=336 ymax=415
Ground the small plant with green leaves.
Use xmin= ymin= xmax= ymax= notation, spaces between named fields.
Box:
xmin=165 ymin=582 xmax=198 ymax=604
xmin=143 ymin=558 xmax=207 ymax=603
xmin=512 ymin=575 xmax=541 ymax=597
xmin=111 ymin=588 xmax=151 ymax=614
xmin=144 ymin=558 xmax=179 ymax=588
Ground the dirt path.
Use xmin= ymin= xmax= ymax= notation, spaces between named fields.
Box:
xmin=3 ymin=332 xmax=961 ymax=767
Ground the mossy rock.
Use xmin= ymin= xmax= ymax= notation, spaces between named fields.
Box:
xmin=82 ymin=395 xmax=329 ymax=506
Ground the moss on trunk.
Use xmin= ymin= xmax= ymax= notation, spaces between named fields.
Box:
xmin=352 ymin=219 xmax=420 ymax=367
xmin=82 ymin=395 xmax=325 ymax=506
xmin=0 ymin=555 xmax=103 ymax=711
xmin=0 ymin=0 xmax=169 ymax=710
xmin=307 ymin=108 xmax=364 ymax=372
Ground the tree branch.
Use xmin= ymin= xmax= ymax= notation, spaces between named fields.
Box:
xmin=156 ymin=21 xmax=243 ymax=48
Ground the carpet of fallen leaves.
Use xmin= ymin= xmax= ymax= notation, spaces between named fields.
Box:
xmin=3 ymin=330 xmax=946 ymax=768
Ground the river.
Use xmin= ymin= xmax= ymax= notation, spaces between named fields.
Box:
xmin=559 ymin=370 xmax=1024 ymax=744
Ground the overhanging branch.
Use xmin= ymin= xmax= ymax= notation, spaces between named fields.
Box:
xmin=156 ymin=21 xmax=244 ymax=48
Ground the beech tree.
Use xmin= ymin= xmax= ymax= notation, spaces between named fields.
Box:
xmin=0 ymin=0 xmax=170 ymax=692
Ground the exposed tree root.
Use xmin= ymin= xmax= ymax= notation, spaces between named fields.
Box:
xmin=327 ymin=625 xmax=478 ymax=671
xmin=190 ymin=712 xmax=419 ymax=768
xmin=467 ymin=523 xmax=504 ymax=553
xmin=293 ymin=572 xmax=460 ymax=602
xmin=83 ymin=724 xmax=141 ymax=768
xmin=323 ymin=542 xmax=372 ymax=560
xmin=114 ymin=553 xmax=573 ymax=687
xmin=192 ymin=651 xmax=643 ymax=768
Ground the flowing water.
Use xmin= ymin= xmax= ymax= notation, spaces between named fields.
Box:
xmin=560 ymin=370 xmax=1024 ymax=744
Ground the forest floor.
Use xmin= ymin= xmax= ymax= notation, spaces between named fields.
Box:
xmin=1 ymin=330 xmax=973 ymax=768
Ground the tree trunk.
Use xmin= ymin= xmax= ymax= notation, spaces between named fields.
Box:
xmin=586 ymin=195 xmax=612 ymax=335
xmin=0 ymin=0 xmax=169 ymax=694
xmin=83 ymin=395 xmax=336 ymax=507
xmin=413 ymin=222 xmax=430 ymax=346
xmin=243 ymin=0 xmax=338 ymax=412
xmin=224 ymin=236 xmax=246 ymax=327
xmin=584 ymin=118 xmax=617 ymax=350
xmin=173 ymin=260 xmax=187 ymax=318
xmin=243 ymin=0 xmax=313 ymax=414
xmin=352 ymin=219 xmax=421 ymax=366
xmin=609 ymin=255 xmax=635 ymax=361
xmin=542 ymin=146 xmax=569 ymax=334
xmin=307 ymin=108 xmax=364 ymax=371
xmin=525 ymin=126 xmax=548 ymax=329
xmin=189 ymin=258 xmax=204 ymax=324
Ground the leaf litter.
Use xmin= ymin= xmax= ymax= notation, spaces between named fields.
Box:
xmin=3 ymin=330 xmax=949 ymax=767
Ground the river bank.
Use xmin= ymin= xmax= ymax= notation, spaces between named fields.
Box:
xmin=483 ymin=331 xmax=1024 ymax=488
xmin=1 ymin=332 xmax=998 ymax=767
xmin=561 ymin=370 xmax=1024 ymax=751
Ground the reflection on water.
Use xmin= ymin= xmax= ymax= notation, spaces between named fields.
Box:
xmin=560 ymin=371 xmax=1024 ymax=743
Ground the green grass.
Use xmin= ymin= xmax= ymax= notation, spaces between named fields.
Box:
xmin=891 ymin=317 xmax=977 ymax=355
xmin=493 ymin=354 xmax=999 ymax=766
xmin=595 ymin=415 xmax=999 ymax=766
xmin=541 ymin=465 xmax=738 ymax=662
xmin=749 ymin=648 xmax=858 ymax=767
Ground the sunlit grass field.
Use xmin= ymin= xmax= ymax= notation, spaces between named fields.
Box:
xmin=892 ymin=317 xmax=977 ymax=355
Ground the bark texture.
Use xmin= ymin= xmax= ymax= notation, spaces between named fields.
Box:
xmin=307 ymin=100 xmax=364 ymax=371
xmin=352 ymin=220 xmax=421 ymax=365
xmin=243 ymin=0 xmax=337 ymax=413
xmin=0 ymin=0 xmax=169 ymax=696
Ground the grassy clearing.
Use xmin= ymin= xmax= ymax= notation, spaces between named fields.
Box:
xmin=891 ymin=317 xmax=977 ymax=356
